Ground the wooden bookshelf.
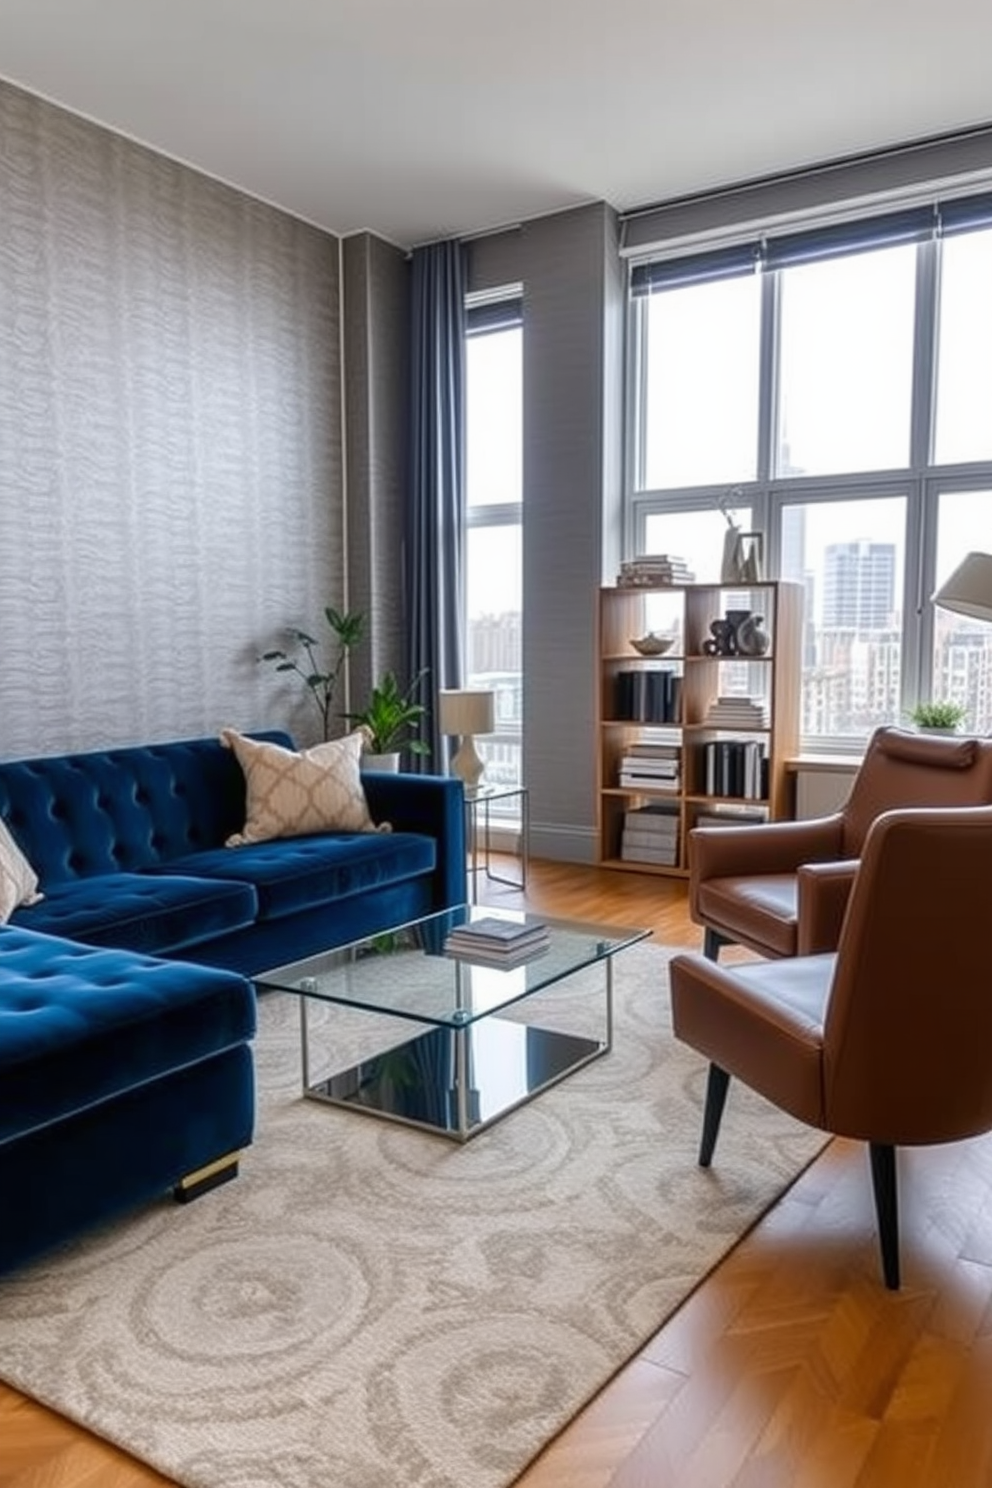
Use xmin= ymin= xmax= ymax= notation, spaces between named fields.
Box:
xmin=597 ymin=580 xmax=803 ymax=875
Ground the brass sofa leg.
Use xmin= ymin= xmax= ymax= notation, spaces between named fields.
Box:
xmin=173 ymin=1151 xmax=241 ymax=1204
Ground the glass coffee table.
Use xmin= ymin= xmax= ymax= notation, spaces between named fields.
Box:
xmin=255 ymin=906 xmax=650 ymax=1142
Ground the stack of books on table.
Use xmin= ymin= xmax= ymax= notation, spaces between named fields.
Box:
xmin=617 ymin=554 xmax=695 ymax=588
xmin=704 ymin=696 xmax=769 ymax=729
xmin=618 ymin=741 xmax=681 ymax=791
xmin=444 ymin=916 xmax=551 ymax=967
xmin=621 ymin=804 xmax=680 ymax=866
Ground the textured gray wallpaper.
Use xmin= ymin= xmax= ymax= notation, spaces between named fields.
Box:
xmin=0 ymin=81 xmax=344 ymax=758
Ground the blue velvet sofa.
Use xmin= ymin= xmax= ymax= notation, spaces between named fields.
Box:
xmin=0 ymin=926 xmax=257 ymax=1275
xmin=0 ymin=731 xmax=465 ymax=1274
xmin=0 ymin=730 xmax=466 ymax=975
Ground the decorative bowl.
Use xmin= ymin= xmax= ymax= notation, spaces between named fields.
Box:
xmin=630 ymin=633 xmax=675 ymax=657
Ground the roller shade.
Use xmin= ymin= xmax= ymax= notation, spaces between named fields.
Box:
xmin=467 ymin=299 xmax=522 ymax=334
xmin=629 ymin=189 xmax=992 ymax=297
xmin=630 ymin=243 xmax=760 ymax=297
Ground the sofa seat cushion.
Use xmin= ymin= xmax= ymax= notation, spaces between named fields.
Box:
xmin=11 ymin=872 xmax=257 ymax=955
xmin=0 ymin=926 xmax=256 ymax=1144
xmin=155 ymin=831 xmax=436 ymax=923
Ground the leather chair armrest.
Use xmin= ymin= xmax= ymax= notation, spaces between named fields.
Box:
xmin=688 ymin=814 xmax=846 ymax=883
xmin=796 ymin=860 xmax=859 ymax=955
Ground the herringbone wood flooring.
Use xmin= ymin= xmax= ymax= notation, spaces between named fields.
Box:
xmin=3 ymin=860 xmax=992 ymax=1487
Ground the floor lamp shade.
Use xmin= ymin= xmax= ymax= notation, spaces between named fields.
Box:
xmin=438 ymin=689 xmax=495 ymax=788
xmin=932 ymin=552 xmax=992 ymax=624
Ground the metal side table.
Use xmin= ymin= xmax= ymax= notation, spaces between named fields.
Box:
xmin=464 ymin=782 xmax=529 ymax=902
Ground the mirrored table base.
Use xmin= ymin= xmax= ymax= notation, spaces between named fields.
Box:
xmin=304 ymin=1016 xmax=606 ymax=1142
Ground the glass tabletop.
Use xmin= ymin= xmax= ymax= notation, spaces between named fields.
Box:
xmin=254 ymin=905 xmax=650 ymax=1029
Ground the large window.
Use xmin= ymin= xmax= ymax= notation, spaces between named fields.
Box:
xmin=628 ymin=196 xmax=992 ymax=750
xmin=465 ymin=295 xmax=523 ymax=789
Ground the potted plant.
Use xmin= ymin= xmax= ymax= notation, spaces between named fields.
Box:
xmin=259 ymin=607 xmax=365 ymax=741
xmin=343 ymin=670 xmax=431 ymax=770
xmin=909 ymin=700 xmax=968 ymax=735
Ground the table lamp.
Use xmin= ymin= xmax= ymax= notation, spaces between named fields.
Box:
xmin=438 ymin=689 xmax=495 ymax=788
xmin=931 ymin=551 xmax=992 ymax=622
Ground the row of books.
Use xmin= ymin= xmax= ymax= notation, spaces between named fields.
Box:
xmin=700 ymin=739 xmax=769 ymax=800
xmin=444 ymin=916 xmax=550 ymax=967
xmin=617 ymin=554 xmax=696 ymax=588
xmin=620 ymin=804 xmax=679 ymax=865
xmin=614 ymin=668 xmax=683 ymax=724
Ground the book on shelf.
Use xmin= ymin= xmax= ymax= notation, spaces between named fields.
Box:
xmin=618 ymin=757 xmax=679 ymax=777
xmin=617 ymin=554 xmax=696 ymax=587
xmin=701 ymin=739 xmax=768 ymax=800
xmin=621 ymin=741 xmax=681 ymax=759
xmin=622 ymin=829 xmax=677 ymax=852
xmin=693 ymin=807 xmax=767 ymax=830
xmin=613 ymin=669 xmax=682 ymax=724
xmin=619 ymin=775 xmax=681 ymax=792
xmin=704 ymin=696 xmax=770 ymax=729
xmin=623 ymin=831 xmax=678 ymax=851
xmin=624 ymin=805 xmax=679 ymax=834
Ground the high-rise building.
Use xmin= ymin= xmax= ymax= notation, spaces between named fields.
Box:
xmin=822 ymin=541 xmax=896 ymax=631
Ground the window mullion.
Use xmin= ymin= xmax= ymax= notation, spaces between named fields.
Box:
xmin=756 ymin=267 xmax=778 ymax=485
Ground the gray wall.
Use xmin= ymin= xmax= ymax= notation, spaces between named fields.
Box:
xmin=0 ymin=76 xmax=624 ymax=865
xmin=0 ymin=79 xmax=345 ymax=756
xmin=470 ymin=203 xmax=624 ymax=862
xmin=342 ymin=232 xmax=411 ymax=707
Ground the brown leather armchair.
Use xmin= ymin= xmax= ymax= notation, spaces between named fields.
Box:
xmin=671 ymin=805 xmax=992 ymax=1289
xmin=690 ymin=726 xmax=992 ymax=961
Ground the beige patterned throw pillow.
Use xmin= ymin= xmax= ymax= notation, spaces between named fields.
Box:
xmin=221 ymin=729 xmax=380 ymax=845
xmin=0 ymin=816 xmax=43 ymax=923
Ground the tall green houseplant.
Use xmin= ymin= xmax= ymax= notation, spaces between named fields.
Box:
xmin=259 ymin=607 xmax=365 ymax=741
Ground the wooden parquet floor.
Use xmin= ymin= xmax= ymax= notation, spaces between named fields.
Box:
xmin=3 ymin=859 xmax=992 ymax=1487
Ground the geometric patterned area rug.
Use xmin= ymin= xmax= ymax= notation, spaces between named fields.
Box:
xmin=0 ymin=942 xmax=827 ymax=1488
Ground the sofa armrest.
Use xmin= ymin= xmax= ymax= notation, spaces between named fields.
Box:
xmin=362 ymin=772 xmax=466 ymax=911
xmin=796 ymin=860 xmax=859 ymax=955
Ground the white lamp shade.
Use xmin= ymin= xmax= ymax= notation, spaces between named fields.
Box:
xmin=932 ymin=552 xmax=992 ymax=624
xmin=437 ymin=689 xmax=495 ymax=737
xmin=437 ymin=689 xmax=495 ymax=788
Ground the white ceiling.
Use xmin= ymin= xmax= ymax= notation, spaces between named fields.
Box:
xmin=2 ymin=0 xmax=992 ymax=249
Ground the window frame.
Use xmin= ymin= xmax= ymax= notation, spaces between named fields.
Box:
xmin=624 ymin=205 xmax=992 ymax=753
xmin=464 ymin=291 xmax=524 ymax=789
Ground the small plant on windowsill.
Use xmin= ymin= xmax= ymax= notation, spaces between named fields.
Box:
xmin=908 ymin=700 xmax=968 ymax=734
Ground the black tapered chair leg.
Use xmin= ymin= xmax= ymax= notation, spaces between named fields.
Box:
xmin=699 ymin=1064 xmax=730 ymax=1167
xmin=702 ymin=927 xmax=729 ymax=962
xmin=869 ymin=1142 xmax=900 ymax=1290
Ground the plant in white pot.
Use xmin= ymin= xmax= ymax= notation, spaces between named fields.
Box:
xmin=343 ymin=671 xmax=430 ymax=771
xmin=909 ymin=700 xmax=968 ymax=735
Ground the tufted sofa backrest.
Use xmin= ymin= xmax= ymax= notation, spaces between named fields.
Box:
xmin=0 ymin=731 xmax=292 ymax=884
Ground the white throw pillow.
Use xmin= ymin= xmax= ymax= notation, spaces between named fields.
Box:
xmin=0 ymin=816 xmax=43 ymax=923
xmin=221 ymin=729 xmax=380 ymax=845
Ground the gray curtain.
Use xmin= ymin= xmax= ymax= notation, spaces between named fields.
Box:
xmin=406 ymin=239 xmax=466 ymax=771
